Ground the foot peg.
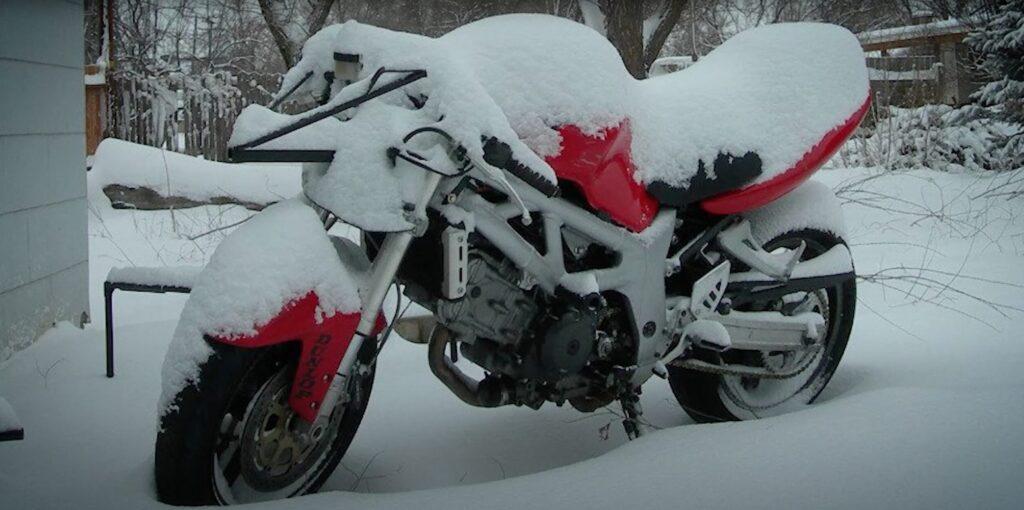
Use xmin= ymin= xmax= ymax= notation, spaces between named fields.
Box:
xmin=683 ymin=319 xmax=732 ymax=352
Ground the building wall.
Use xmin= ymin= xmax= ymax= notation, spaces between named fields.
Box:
xmin=0 ymin=0 xmax=88 ymax=361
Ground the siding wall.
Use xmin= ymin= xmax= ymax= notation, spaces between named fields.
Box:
xmin=0 ymin=0 xmax=87 ymax=361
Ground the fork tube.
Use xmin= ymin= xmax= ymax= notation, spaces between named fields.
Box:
xmin=312 ymin=172 xmax=442 ymax=423
xmin=339 ymin=171 xmax=442 ymax=377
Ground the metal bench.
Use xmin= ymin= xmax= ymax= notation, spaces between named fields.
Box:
xmin=103 ymin=266 xmax=202 ymax=377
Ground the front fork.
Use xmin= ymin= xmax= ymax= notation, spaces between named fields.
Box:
xmin=312 ymin=171 xmax=444 ymax=423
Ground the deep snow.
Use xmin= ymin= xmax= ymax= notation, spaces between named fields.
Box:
xmin=1 ymin=164 xmax=1023 ymax=509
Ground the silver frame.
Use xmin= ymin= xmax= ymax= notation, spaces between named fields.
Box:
xmin=447 ymin=174 xmax=677 ymax=385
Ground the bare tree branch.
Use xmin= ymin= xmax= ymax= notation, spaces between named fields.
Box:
xmin=643 ymin=0 xmax=687 ymax=71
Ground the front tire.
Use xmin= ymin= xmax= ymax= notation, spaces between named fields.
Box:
xmin=668 ymin=228 xmax=856 ymax=422
xmin=155 ymin=339 xmax=375 ymax=505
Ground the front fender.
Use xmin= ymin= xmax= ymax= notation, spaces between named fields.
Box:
xmin=161 ymin=199 xmax=382 ymax=422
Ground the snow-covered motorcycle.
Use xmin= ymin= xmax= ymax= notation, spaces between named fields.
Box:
xmin=155 ymin=15 xmax=868 ymax=505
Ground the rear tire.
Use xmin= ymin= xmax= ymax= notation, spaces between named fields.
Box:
xmin=668 ymin=228 xmax=856 ymax=422
xmin=155 ymin=338 xmax=375 ymax=505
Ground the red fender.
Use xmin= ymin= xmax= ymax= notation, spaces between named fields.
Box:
xmin=210 ymin=292 xmax=385 ymax=422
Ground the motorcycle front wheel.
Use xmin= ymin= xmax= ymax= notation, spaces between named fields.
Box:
xmin=667 ymin=228 xmax=856 ymax=422
xmin=155 ymin=339 xmax=375 ymax=505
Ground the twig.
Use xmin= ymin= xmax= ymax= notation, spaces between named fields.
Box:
xmin=185 ymin=215 xmax=253 ymax=241
xmin=34 ymin=358 xmax=65 ymax=389
xmin=487 ymin=456 xmax=507 ymax=480
xmin=341 ymin=451 xmax=385 ymax=492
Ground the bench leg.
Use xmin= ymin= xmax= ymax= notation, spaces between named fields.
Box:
xmin=104 ymin=283 xmax=114 ymax=378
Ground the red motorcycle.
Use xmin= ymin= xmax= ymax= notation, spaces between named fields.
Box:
xmin=155 ymin=15 xmax=868 ymax=505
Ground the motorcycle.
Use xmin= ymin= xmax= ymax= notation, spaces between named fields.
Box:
xmin=155 ymin=15 xmax=868 ymax=505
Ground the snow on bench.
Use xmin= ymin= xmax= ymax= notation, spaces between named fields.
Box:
xmin=104 ymin=265 xmax=203 ymax=377
xmin=106 ymin=265 xmax=203 ymax=291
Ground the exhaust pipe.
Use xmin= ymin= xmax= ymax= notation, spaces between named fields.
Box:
xmin=427 ymin=325 xmax=509 ymax=407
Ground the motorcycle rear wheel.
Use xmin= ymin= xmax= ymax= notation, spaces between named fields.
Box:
xmin=667 ymin=228 xmax=856 ymax=422
xmin=155 ymin=339 xmax=375 ymax=505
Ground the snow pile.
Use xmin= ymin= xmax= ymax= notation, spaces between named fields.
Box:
xmin=91 ymin=138 xmax=301 ymax=207
xmin=835 ymin=105 xmax=1021 ymax=172
xmin=160 ymin=199 xmax=365 ymax=414
xmin=244 ymin=15 xmax=867 ymax=196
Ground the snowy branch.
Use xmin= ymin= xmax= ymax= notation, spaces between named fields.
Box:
xmin=642 ymin=0 xmax=687 ymax=70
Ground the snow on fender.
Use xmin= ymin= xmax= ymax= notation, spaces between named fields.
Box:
xmin=159 ymin=199 xmax=375 ymax=421
xmin=742 ymin=180 xmax=848 ymax=245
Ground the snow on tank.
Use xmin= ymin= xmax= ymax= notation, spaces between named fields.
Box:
xmin=249 ymin=14 xmax=868 ymax=198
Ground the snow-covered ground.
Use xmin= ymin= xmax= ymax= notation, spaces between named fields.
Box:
xmin=1 ymin=161 xmax=1023 ymax=509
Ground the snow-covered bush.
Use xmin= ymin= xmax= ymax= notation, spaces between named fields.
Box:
xmin=835 ymin=104 xmax=1020 ymax=172
xmin=960 ymin=1 xmax=1024 ymax=169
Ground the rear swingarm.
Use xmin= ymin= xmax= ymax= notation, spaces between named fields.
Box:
xmin=725 ymin=272 xmax=854 ymax=309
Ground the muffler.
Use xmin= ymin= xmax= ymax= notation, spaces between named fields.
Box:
xmin=427 ymin=325 xmax=509 ymax=407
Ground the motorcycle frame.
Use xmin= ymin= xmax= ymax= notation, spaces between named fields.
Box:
xmin=229 ymin=67 xmax=678 ymax=384
xmin=447 ymin=174 xmax=677 ymax=385
xmin=317 ymin=167 xmax=679 ymax=420
xmin=229 ymin=65 xmax=854 ymax=421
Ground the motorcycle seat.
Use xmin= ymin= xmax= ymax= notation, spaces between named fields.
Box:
xmin=629 ymin=23 xmax=870 ymax=210
xmin=444 ymin=17 xmax=870 ymax=210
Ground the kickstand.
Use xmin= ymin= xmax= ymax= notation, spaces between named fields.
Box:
xmin=619 ymin=390 xmax=645 ymax=440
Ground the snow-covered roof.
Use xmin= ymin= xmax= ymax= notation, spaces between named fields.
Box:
xmin=858 ymin=18 xmax=970 ymax=48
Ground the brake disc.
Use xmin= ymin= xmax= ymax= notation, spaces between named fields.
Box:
xmin=237 ymin=367 xmax=341 ymax=491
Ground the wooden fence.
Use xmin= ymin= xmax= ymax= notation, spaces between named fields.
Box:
xmin=866 ymin=55 xmax=942 ymax=108
xmin=96 ymin=70 xmax=264 ymax=162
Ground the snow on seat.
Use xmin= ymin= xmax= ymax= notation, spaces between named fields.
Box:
xmin=634 ymin=23 xmax=870 ymax=210
xmin=251 ymin=15 xmax=867 ymax=217
xmin=444 ymin=18 xmax=870 ymax=204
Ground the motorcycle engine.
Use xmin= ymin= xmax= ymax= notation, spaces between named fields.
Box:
xmin=436 ymin=250 xmax=538 ymax=345
xmin=436 ymin=250 xmax=603 ymax=385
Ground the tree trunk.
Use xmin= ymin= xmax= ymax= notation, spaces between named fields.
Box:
xmin=601 ymin=1 xmax=645 ymax=78
xmin=642 ymin=0 xmax=687 ymax=71
xmin=257 ymin=0 xmax=297 ymax=68
xmin=259 ymin=0 xmax=337 ymax=69
xmin=581 ymin=0 xmax=687 ymax=79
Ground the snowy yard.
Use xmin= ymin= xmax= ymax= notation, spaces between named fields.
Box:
xmin=0 ymin=158 xmax=1022 ymax=509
